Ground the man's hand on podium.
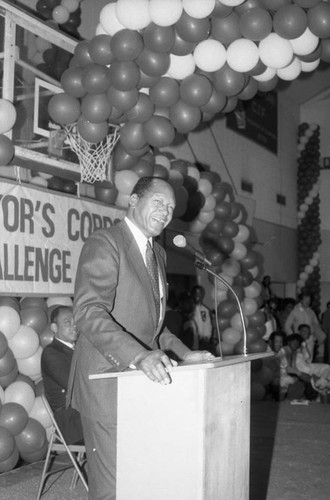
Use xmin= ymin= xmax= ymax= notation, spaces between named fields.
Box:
xmin=131 ymin=349 xmax=178 ymax=385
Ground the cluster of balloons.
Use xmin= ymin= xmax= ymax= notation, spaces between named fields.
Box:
xmin=36 ymin=0 xmax=82 ymax=39
xmin=0 ymin=99 xmax=16 ymax=167
xmin=296 ymin=122 xmax=321 ymax=312
xmin=47 ymin=0 xmax=330 ymax=167
xmin=0 ymin=295 xmax=72 ymax=471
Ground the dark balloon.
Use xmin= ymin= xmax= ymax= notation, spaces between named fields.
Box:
xmin=89 ymin=35 xmax=114 ymax=65
xmin=143 ymin=23 xmax=175 ymax=53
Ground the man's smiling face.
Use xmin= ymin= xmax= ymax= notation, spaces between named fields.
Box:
xmin=129 ymin=179 xmax=176 ymax=238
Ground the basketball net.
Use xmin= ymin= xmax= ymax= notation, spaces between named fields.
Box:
xmin=63 ymin=123 xmax=120 ymax=184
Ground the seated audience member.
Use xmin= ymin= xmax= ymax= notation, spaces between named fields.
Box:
xmin=278 ymin=334 xmax=315 ymax=401
xmin=295 ymin=324 xmax=330 ymax=392
xmin=277 ymin=298 xmax=295 ymax=331
xmin=284 ymin=292 xmax=326 ymax=362
xmin=262 ymin=298 xmax=280 ymax=341
xmin=41 ymin=305 xmax=84 ymax=444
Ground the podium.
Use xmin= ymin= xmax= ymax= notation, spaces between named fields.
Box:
xmin=90 ymin=353 xmax=270 ymax=500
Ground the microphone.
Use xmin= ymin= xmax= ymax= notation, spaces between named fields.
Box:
xmin=173 ymin=234 xmax=248 ymax=357
xmin=173 ymin=234 xmax=212 ymax=266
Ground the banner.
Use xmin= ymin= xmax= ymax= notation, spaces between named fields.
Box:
xmin=0 ymin=180 xmax=125 ymax=296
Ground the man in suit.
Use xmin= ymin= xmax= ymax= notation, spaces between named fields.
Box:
xmin=41 ymin=305 xmax=84 ymax=444
xmin=68 ymin=176 xmax=214 ymax=500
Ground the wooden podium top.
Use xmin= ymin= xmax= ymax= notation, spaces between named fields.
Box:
xmin=89 ymin=351 xmax=273 ymax=380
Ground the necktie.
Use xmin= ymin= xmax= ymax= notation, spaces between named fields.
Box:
xmin=146 ymin=241 xmax=160 ymax=321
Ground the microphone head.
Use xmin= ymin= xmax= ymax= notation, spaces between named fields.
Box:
xmin=173 ymin=234 xmax=187 ymax=248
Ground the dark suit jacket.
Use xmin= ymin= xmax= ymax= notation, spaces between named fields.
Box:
xmin=68 ymin=220 xmax=190 ymax=422
xmin=41 ymin=338 xmax=84 ymax=444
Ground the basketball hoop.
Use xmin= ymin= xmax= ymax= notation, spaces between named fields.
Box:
xmin=63 ymin=123 xmax=120 ymax=184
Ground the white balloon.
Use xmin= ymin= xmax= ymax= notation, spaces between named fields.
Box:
xmin=277 ymin=57 xmax=302 ymax=81
xmin=61 ymin=0 xmax=80 ymax=14
xmin=167 ymin=54 xmax=195 ymax=80
xmin=95 ymin=23 xmax=108 ymax=36
xmin=252 ymin=66 xmax=276 ymax=82
xmin=17 ymin=346 xmax=43 ymax=381
xmin=149 ymin=0 xmax=183 ymax=27
xmin=226 ymin=39 xmax=259 ymax=73
xmin=301 ymin=59 xmax=320 ymax=72
xmin=0 ymin=306 xmax=21 ymax=340
xmin=30 ymin=176 xmax=48 ymax=187
xmin=259 ymin=33 xmax=294 ymax=69
xmin=8 ymin=325 xmax=39 ymax=360
xmin=0 ymin=99 xmax=17 ymax=134
xmin=194 ymin=40 xmax=226 ymax=72
xmin=220 ymin=0 xmax=244 ymax=5
xmin=116 ymin=0 xmax=151 ymax=30
xmin=29 ymin=395 xmax=52 ymax=428
xmin=99 ymin=4 xmax=125 ymax=36
xmin=187 ymin=165 xmax=200 ymax=183
xmin=290 ymin=28 xmax=319 ymax=56
xmin=198 ymin=178 xmax=213 ymax=197
xmin=182 ymin=0 xmax=215 ymax=19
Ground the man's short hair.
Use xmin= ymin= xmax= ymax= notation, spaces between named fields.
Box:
xmin=50 ymin=305 xmax=73 ymax=324
xmin=130 ymin=176 xmax=169 ymax=198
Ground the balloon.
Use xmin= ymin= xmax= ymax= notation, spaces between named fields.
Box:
xmin=193 ymin=40 xmax=226 ymax=72
xmin=182 ymin=0 xmax=215 ymax=18
xmin=227 ymin=39 xmax=259 ymax=73
xmin=108 ymin=60 xmax=140 ymax=91
xmin=95 ymin=185 xmax=118 ymax=205
xmin=47 ymin=93 xmax=81 ymax=126
xmin=0 ymin=297 xmax=20 ymax=312
xmin=290 ymin=28 xmax=319 ymax=56
xmin=240 ymin=251 xmax=259 ymax=269
xmin=246 ymin=310 xmax=266 ymax=327
xmin=116 ymin=0 xmax=151 ymax=31
xmin=8 ymin=325 xmax=39 ymax=360
xmin=149 ymin=77 xmax=180 ymax=107
xmin=167 ymin=53 xmax=195 ymax=80
xmin=52 ymin=5 xmax=70 ymax=24
xmin=0 ymin=426 xmax=16 ymax=462
xmin=175 ymin=11 xmax=210 ymax=43
xmin=132 ymin=159 xmax=154 ymax=177
xmin=99 ymin=4 xmax=125 ymax=36
xmin=120 ymin=122 xmax=147 ymax=151
xmin=244 ymin=281 xmax=262 ymax=299
xmin=249 ymin=339 xmax=268 ymax=353
xmin=114 ymin=170 xmax=139 ymax=194
xmin=77 ymin=116 xmax=109 ymax=143
xmin=171 ymin=31 xmax=195 ymax=56
xmin=169 ymin=99 xmax=201 ymax=134
xmin=179 ymin=74 xmax=213 ymax=107
xmin=234 ymin=269 xmax=253 ymax=287
xmin=107 ymin=87 xmax=138 ymax=113
xmin=277 ymin=57 xmax=302 ymax=81
xmin=149 ymin=0 xmax=183 ymax=27
xmin=0 ymin=307 xmax=21 ymax=341
xmin=200 ymin=89 xmax=227 ymax=114
xmin=111 ymin=29 xmax=144 ymax=61
xmin=20 ymin=308 xmax=49 ymax=336
xmin=20 ymin=296 xmax=47 ymax=311
xmin=273 ymin=5 xmax=307 ymax=40
xmin=125 ymin=93 xmax=155 ymax=123
xmin=89 ymin=34 xmax=114 ymax=66
xmin=153 ymin=164 xmax=170 ymax=180
xmin=136 ymin=48 xmax=170 ymax=78
xmin=230 ymin=242 xmax=248 ymax=261
xmin=115 ymin=191 xmax=131 ymax=208
xmin=0 ymin=99 xmax=17 ymax=134
xmin=0 ymin=402 xmax=29 ymax=436
xmin=239 ymin=7 xmax=272 ymax=41
xmin=230 ymin=311 xmax=246 ymax=332
xmin=217 ymin=299 xmax=238 ymax=318
xmin=201 ymin=194 xmax=216 ymax=212
xmin=113 ymin=142 xmax=140 ymax=170
xmin=0 ymin=134 xmax=14 ymax=165
xmin=213 ymin=64 xmax=246 ymax=96
xmin=29 ymin=396 xmax=52 ymax=429
xmin=143 ymin=23 xmax=175 ymax=53
xmin=4 ymin=381 xmax=35 ymax=413
xmin=0 ymin=348 xmax=16 ymax=377
xmin=237 ymin=78 xmax=258 ymax=100
xmin=307 ymin=3 xmax=330 ymax=39
xmin=16 ymin=417 xmax=47 ymax=454
xmin=81 ymin=93 xmax=112 ymax=123
xmin=15 ymin=373 xmax=36 ymax=393
xmin=222 ymin=327 xmax=241 ymax=346
xmin=233 ymin=225 xmax=250 ymax=243
xmin=211 ymin=11 xmax=241 ymax=46
xmin=17 ymin=346 xmax=42 ymax=381
xmin=19 ymin=439 xmax=48 ymax=463
xmin=222 ymin=258 xmax=240 ymax=277
xmin=0 ymin=331 xmax=8 ymax=358
xmin=259 ymin=33 xmax=294 ymax=69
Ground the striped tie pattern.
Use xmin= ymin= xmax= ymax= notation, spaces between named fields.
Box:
xmin=146 ymin=241 xmax=160 ymax=321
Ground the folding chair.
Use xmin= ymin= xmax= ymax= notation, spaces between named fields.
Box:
xmin=36 ymin=394 xmax=88 ymax=499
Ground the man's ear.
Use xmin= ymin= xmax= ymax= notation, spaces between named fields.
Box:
xmin=50 ymin=323 xmax=57 ymax=334
xmin=129 ymin=193 xmax=138 ymax=208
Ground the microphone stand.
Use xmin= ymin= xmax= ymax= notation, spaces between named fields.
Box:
xmin=194 ymin=258 xmax=248 ymax=357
